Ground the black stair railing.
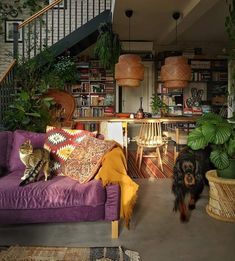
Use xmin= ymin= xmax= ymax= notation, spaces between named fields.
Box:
xmin=13 ymin=0 xmax=112 ymax=60
xmin=0 ymin=60 xmax=17 ymax=128
xmin=1 ymin=0 xmax=112 ymax=128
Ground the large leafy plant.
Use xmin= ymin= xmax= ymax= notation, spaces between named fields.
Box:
xmin=3 ymin=90 xmax=53 ymax=132
xmin=187 ymin=112 xmax=235 ymax=170
xmin=3 ymin=52 xmax=77 ymax=132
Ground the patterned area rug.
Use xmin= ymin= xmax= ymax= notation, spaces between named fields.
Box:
xmin=128 ymin=150 xmax=174 ymax=179
xmin=0 ymin=245 xmax=140 ymax=261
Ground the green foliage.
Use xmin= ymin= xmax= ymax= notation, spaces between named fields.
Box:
xmin=3 ymin=50 xmax=77 ymax=132
xmin=0 ymin=0 xmax=48 ymax=33
xmin=3 ymin=90 xmax=54 ymax=132
xmin=225 ymin=0 xmax=235 ymax=41
xmin=150 ymin=94 xmax=168 ymax=114
xmin=187 ymin=112 xmax=235 ymax=170
xmin=47 ymin=56 xmax=78 ymax=88
xmin=94 ymin=22 xmax=122 ymax=71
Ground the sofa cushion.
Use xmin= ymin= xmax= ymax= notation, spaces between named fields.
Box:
xmin=0 ymin=171 xmax=105 ymax=210
xmin=63 ymin=136 xmax=116 ymax=183
xmin=0 ymin=131 xmax=13 ymax=170
xmin=44 ymin=126 xmax=97 ymax=175
xmin=9 ymin=130 xmax=46 ymax=172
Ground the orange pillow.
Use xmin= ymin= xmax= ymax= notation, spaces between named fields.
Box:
xmin=44 ymin=126 xmax=97 ymax=175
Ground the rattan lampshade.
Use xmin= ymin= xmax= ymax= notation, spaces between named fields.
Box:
xmin=160 ymin=56 xmax=191 ymax=88
xmin=114 ymin=10 xmax=144 ymax=87
xmin=115 ymin=54 xmax=144 ymax=87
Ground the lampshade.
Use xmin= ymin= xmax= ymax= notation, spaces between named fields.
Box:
xmin=160 ymin=56 xmax=191 ymax=88
xmin=115 ymin=54 xmax=144 ymax=87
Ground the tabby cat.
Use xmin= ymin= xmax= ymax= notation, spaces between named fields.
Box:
xmin=19 ymin=139 xmax=50 ymax=186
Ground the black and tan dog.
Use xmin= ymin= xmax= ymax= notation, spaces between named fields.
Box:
xmin=172 ymin=147 xmax=211 ymax=222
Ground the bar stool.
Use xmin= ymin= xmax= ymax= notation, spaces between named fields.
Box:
xmin=135 ymin=121 xmax=165 ymax=171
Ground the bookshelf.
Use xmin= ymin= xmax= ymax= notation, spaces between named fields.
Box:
xmin=156 ymin=58 xmax=228 ymax=116
xmin=67 ymin=60 xmax=116 ymax=120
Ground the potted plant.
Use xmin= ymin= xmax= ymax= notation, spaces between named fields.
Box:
xmin=187 ymin=112 xmax=235 ymax=222
xmin=150 ymin=94 xmax=168 ymax=117
xmin=187 ymin=112 xmax=235 ymax=178
xmin=94 ymin=22 xmax=122 ymax=71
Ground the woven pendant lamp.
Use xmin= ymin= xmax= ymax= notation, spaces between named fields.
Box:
xmin=161 ymin=56 xmax=191 ymax=88
xmin=115 ymin=54 xmax=144 ymax=87
xmin=115 ymin=10 xmax=144 ymax=87
xmin=160 ymin=12 xmax=191 ymax=88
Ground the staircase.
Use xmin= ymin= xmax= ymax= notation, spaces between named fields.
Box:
xmin=0 ymin=0 xmax=113 ymax=127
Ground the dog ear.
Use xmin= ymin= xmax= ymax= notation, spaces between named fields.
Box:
xmin=194 ymin=160 xmax=202 ymax=181
xmin=173 ymin=160 xmax=183 ymax=181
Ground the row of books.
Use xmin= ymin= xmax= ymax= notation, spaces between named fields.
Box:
xmin=71 ymin=83 xmax=114 ymax=94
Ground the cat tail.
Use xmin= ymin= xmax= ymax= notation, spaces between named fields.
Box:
xmin=19 ymin=160 xmax=44 ymax=186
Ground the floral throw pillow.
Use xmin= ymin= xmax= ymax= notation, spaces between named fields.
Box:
xmin=63 ymin=135 xmax=117 ymax=183
xmin=44 ymin=126 xmax=97 ymax=175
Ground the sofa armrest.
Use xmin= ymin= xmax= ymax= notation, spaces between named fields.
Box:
xmin=105 ymin=184 xmax=120 ymax=221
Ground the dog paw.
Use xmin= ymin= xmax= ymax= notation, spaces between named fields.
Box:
xmin=180 ymin=214 xmax=189 ymax=223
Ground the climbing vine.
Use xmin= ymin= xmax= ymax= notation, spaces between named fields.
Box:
xmin=0 ymin=0 xmax=48 ymax=34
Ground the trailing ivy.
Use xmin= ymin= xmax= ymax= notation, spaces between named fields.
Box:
xmin=0 ymin=0 xmax=48 ymax=34
xmin=94 ymin=22 xmax=122 ymax=71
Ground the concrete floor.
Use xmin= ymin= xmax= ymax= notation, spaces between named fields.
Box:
xmin=0 ymin=178 xmax=235 ymax=261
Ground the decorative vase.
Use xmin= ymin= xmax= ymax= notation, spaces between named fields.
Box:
xmin=160 ymin=56 xmax=191 ymax=88
xmin=206 ymin=170 xmax=235 ymax=223
xmin=115 ymin=54 xmax=144 ymax=87
xmin=136 ymin=97 xmax=144 ymax=119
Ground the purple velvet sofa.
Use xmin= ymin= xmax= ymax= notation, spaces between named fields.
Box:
xmin=0 ymin=130 xmax=120 ymax=238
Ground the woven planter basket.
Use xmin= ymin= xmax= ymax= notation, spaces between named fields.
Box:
xmin=206 ymin=170 xmax=235 ymax=222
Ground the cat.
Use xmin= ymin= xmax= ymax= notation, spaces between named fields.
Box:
xmin=19 ymin=139 xmax=50 ymax=186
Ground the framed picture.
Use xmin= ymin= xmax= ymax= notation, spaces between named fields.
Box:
xmin=49 ymin=0 xmax=67 ymax=9
xmin=5 ymin=20 xmax=23 ymax=43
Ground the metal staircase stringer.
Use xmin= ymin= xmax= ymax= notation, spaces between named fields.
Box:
xmin=48 ymin=10 xmax=112 ymax=58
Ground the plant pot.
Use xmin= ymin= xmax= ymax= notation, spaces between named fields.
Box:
xmin=206 ymin=170 xmax=235 ymax=222
xmin=217 ymin=159 xmax=235 ymax=179
xmin=151 ymin=113 xmax=161 ymax=118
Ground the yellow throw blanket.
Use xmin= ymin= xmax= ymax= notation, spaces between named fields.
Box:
xmin=95 ymin=146 xmax=139 ymax=228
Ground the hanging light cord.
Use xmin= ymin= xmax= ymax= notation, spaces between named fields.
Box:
xmin=175 ymin=19 xmax=178 ymax=45
xmin=128 ymin=17 xmax=131 ymax=52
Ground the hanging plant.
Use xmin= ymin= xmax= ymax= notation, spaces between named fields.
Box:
xmin=94 ymin=22 xmax=122 ymax=71
xmin=225 ymin=0 xmax=235 ymax=41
